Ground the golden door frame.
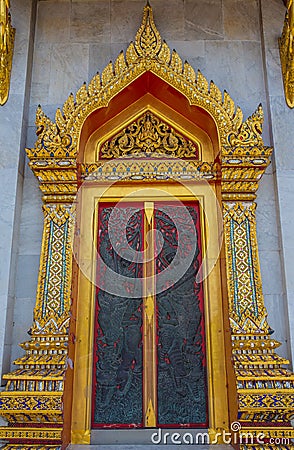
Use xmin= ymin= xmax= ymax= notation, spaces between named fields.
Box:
xmin=72 ymin=183 xmax=228 ymax=443
xmin=1 ymin=3 xmax=294 ymax=449
xmin=70 ymin=83 xmax=233 ymax=442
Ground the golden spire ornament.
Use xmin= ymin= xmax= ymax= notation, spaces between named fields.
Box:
xmin=134 ymin=1 xmax=161 ymax=58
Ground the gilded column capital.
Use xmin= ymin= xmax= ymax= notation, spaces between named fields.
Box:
xmin=26 ymin=107 xmax=78 ymax=204
xmin=221 ymin=106 xmax=272 ymax=201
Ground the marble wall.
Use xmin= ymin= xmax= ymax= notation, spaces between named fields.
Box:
xmin=6 ymin=0 xmax=293 ymax=370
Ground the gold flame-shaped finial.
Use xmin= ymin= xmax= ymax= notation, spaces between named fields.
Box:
xmin=135 ymin=2 xmax=162 ymax=58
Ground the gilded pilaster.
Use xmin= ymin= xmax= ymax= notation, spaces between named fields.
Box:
xmin=279 ymin=0 xmax=294 ymax=108
xmin=222 ymin=156 xmax=294 ymax=445
xmin=223 ymin=202 xmax=268 ymax=334
xmin=0 ymin=203 xmax=75 ymax=447
xmin=32 ymin=204 xmax=74 ymax=334
xmin=0 ymin=106 xmax=76 ymax=446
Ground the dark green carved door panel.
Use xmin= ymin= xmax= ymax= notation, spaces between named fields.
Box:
xmin=92 ymin=202 xmax=208 ymax=428
xmin=155 ymin=204 xmax=207 ymax=427
xmin=92 ymin=204 xmax=144 ymax=427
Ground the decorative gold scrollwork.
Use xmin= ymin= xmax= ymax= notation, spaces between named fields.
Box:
xmin=0 ymin=0 xmax=15 ymax=105
xmin=279 ymin=0 xmax=294 ymax=108
xmin=26 ymin=2 xmax=267 ymax=165
xmin=0 ymin=2 xmax=293 ymax=448
xmin=99 ymin=111 xmax=200 ymax=159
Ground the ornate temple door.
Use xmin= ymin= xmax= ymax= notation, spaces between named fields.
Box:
xmin=92 ymin=200 xmax=208 ymax=429
xmin=2 ymin=5 xmax=287 ymax=448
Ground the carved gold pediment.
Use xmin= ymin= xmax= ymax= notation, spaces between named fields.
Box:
xmin=98 ymin=111 xmax=200 ymax=160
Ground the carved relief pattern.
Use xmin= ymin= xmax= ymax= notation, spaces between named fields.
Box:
xmin=134 ymin=2 xmax=161 ymax=58
xmin=225 ymin=201 xmax=294 ymax=444
xmin=99 ymin=112 xmax=199 ymax=159
xmin=239 ymin=393 xmax=294 ymax=410
xmin=0 ymin=204 xmax=74 ymax=445
xmin=32 ymin=204 xmax=74 ymax=332
xmin=0 ymin=394 xmax=62 ymax=412
xmin=25 ymin=3 xmax=271 ymax=205
xmin=25 ymin=5 xmax=269 ymax=166
xmin=225 ymin=105 xmax=264 ymax=149
xmin=155 ymin=205 xmax=207 ymax=426
xmin=231 ymin=329 xmax=294 ymax=445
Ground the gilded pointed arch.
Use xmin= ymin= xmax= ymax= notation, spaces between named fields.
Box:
xmin=2 ymin=3 xmax=294 ymax=450
xmin=27 ymin=3 xmax=268 ymax=170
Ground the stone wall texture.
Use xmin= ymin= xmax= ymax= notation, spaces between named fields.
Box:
xmin=1 ymin=0 xmax=293 ymax=375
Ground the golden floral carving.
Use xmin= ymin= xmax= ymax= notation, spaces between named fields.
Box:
xmin=226 ymin=105 xmax=264 ymax=148
xmin=134 ymin=1 xmax=161 ymax=58
xmin=0 ymin=427 xmax=62 ymax=442
xmin=25 ymin=4 xmax=271 ymax=207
